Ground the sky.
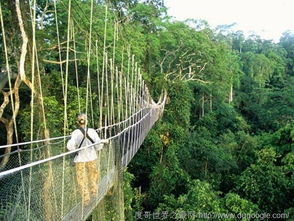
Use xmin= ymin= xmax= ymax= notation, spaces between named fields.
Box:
xmin=164 ymin=0 xmax=294 ymax=42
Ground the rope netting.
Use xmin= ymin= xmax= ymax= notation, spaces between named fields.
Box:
xmin=0 ymin=0 xmax=166 ymax=220
xmin=0 ymin=102 xmax=164 ymax=220
xmin=0 ymin=106 xmax=162 ymax=220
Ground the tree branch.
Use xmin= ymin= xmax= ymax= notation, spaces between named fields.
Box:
xmin=12 ymin=75 xmax=22 ymax=121
xmin=40 ymin=0 xmax=49 ymax=29
xmin=182 ymin=78 xmax=210 ymax=84
xmin=0 ymin=91 xmax=10 ymax=119
xmin=43 ymin=40 xmax=79 ymax=51
xmin=43 ymin=58 xmax=81 ymax=64
xmin=43 ymin=46 xmax=83 ymax=54
xmin=15 ymin=0 xmax=28 ymax=81
xmin=0 ymin=117 xmax=8 ymax=124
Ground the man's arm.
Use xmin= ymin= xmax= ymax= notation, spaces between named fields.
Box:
xmin=100 ymin=139 xmax=109 ymax=144
xmin=91 ymin=129 xmax=109 ymax=150
xmin=67 ymin=130 xmax=78 ymax=150
xmin=94 ymin=133 xmax=109 ymax=144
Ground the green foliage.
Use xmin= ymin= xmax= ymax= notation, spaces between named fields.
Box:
xmin=241 ymin=52 xmax=274 ymax=87
xmin=127 ymin=9 xmax=294 ymax=215
xmin=231 ymin=131 xmax=257 ymax=171
xmin=235 ymin=148 xmax=292 ymax=213
xmin=163 ymin=82 xmax=193 ymax=128
xmin=181 ymin=126 xmax=237 ymax=184
xmin=223 ymin=193 xmax=259 ymax=217
xmin=123 ymin=171 xmax=144 ymax=221
xmin=280 ymin=31 xmax=294 ymax=75
xmin=147 ymin=146 xmax=189 ymax=209
xmin=215 ymin=103 xmax=250 ymax=133
xmin=157 ymin=180 xmax=222 ymax=214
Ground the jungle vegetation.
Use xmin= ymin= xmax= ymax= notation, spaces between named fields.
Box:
xmin=0 ymin=0 xmax=293 ymax=220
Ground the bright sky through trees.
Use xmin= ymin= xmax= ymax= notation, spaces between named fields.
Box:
xmin=164 ymin=0 xmax=294 ymax=42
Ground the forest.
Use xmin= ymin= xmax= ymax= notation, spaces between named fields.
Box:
xmin=0 ymin=0 xmax=293 ymax=220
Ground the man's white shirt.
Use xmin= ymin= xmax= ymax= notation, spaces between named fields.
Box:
xmin=67 ymin=128 xmax=102 ymax=163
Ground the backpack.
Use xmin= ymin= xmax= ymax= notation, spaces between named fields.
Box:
xmin=68 ymin=128 xmax=96 ymax=165
xmin=77 ymin=127 xmax=95 ymax=149
xmin=74 ymin=128 xmax=95 ymax=159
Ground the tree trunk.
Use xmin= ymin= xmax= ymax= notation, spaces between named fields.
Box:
xmin=229 ymin=83 xmax=233 ymax=104
xmin=201 ymin=95 xmax=205 ymax=117
xmin=0 ymin=120 xmax=13 ymax=170
xmin=0 ymin=92 xmax=10 ymax=119
xmin=15 ymin=0 xmax=28 ymax=81
xmin=204 ymin=157 xmax=208 ymax=178
xmin=0 ymin=76 xmax=21 ymax=170
xmin=15 ymin=1 xmax=54 ymax=219
xmin=209 ymin=93 xmax=212 ymax=112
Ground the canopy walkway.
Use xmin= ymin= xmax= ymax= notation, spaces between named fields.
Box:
xmin=0 ymin=0 xmax=166 ymax=220
xmin=0 ymin=96 xmax=165 ymax=221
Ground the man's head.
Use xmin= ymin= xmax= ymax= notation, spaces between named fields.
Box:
xmin=77 ymin=113 xmax=87 ymax=126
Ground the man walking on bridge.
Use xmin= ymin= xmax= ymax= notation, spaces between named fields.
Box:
xmin=67 ymin=113 xmax=108 ymax=205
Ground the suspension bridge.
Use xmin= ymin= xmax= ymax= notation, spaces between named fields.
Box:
xmin=0 ymin=0 xmax=166 ymax=220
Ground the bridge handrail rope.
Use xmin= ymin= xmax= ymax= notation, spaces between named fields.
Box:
xmin=0 ymin=140 xmax=65 ymax=159
xmin=0 ymin=104 xmax=151 ymax=150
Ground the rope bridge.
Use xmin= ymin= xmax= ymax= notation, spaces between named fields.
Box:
xmin=0 ymin=0 xmax=166 ymax=220
xmin=0 ymin=98 xmax=165 ymax=221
